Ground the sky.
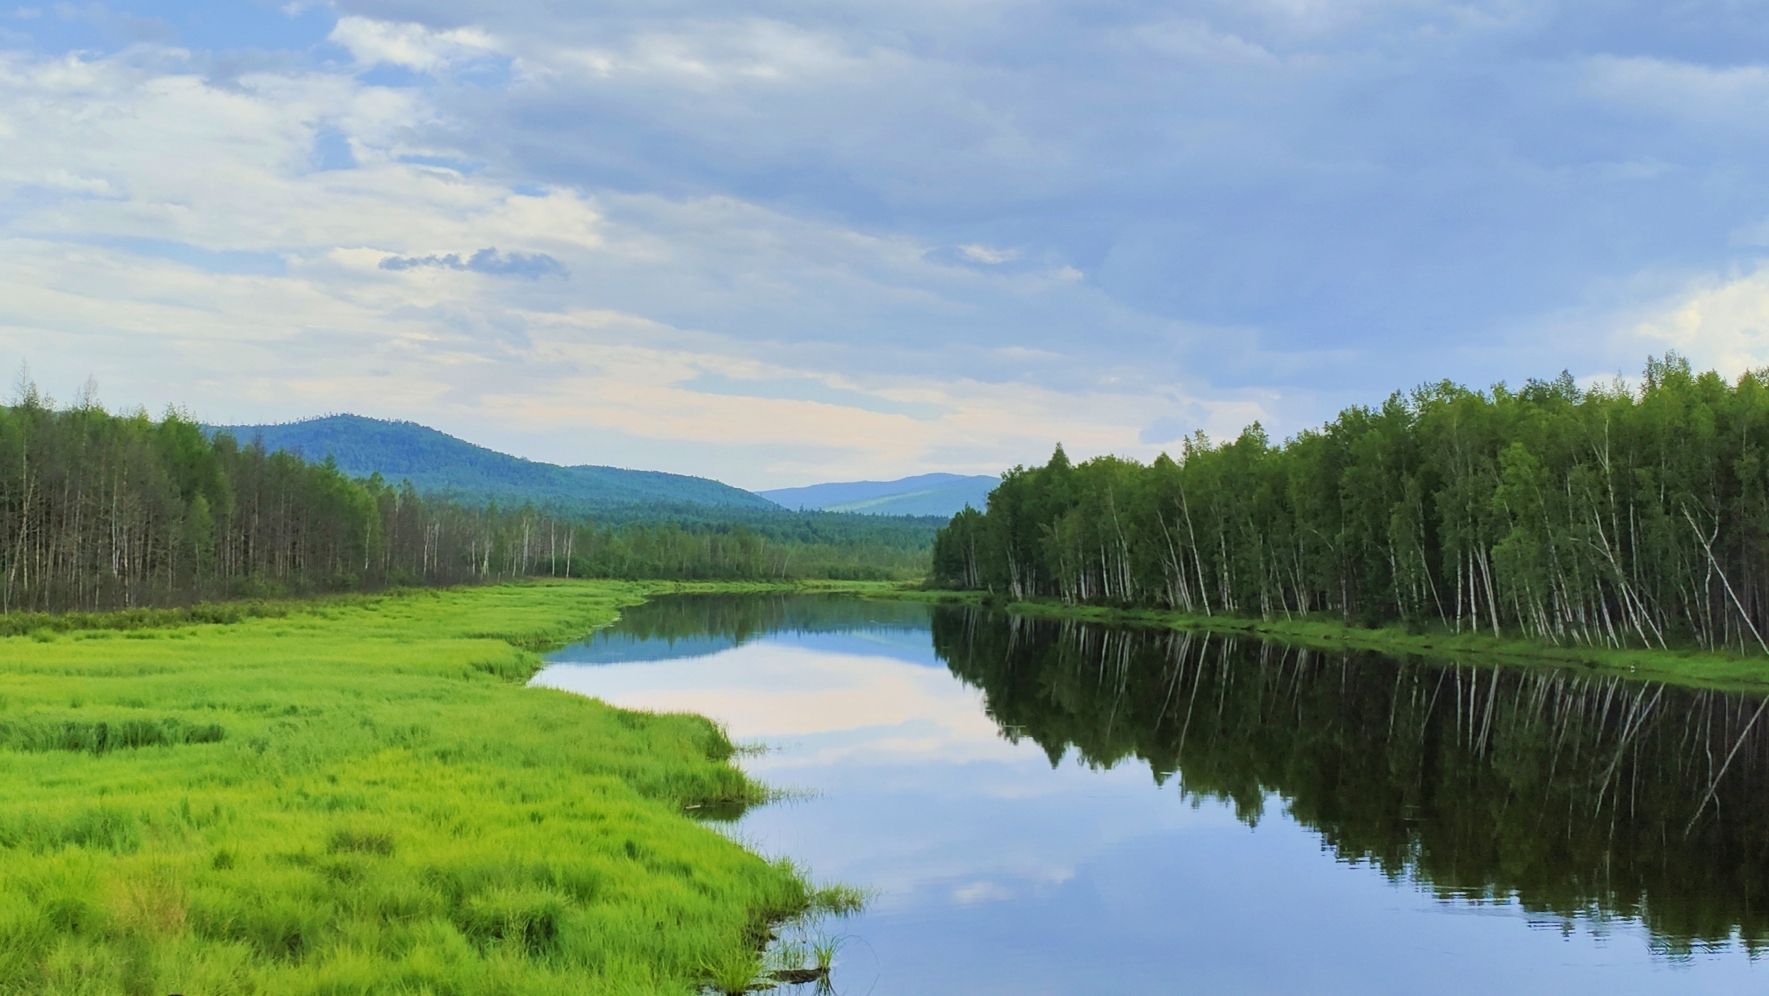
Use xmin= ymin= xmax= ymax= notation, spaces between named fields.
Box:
xmin=3 ymin=1 xmax=1769 ymax=490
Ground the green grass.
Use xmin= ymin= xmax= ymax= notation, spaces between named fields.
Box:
xmin=811 ymin=936 xmax=838 ymax=973
xmin=907 ymin=590 xmax=1769 ymax=691
xmin=703 ymin=947 xmax=765 ymax=995
xmin=0 ymin=580 xmax=860 ymax=995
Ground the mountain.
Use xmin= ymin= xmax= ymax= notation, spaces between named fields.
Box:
xmin=759 ymin=473 xmax=997 ymax=517
xmin=210 ymin=414 xmax=780 ymax=514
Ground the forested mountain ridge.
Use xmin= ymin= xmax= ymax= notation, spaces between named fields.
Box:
xmin=932 ymin=355 xmax=1769 ymax=656
xmin=761 ymin=473 xmax=997 ymax=517
xmin=211 ymin=414 xmax=779 ymax=514
xmin=0 ymin=396 xmax=929 ymax=613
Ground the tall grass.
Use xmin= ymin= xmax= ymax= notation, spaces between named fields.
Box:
xmin=0 ymin=580 xmax=850 ymax=994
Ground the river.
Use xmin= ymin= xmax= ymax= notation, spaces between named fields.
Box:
xmin=531 ymin=594 xmax=1769 ymax=995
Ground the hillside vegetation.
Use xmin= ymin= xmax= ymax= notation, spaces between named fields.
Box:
xmin=213 ymin=415 xmax=776 ymax=515
xmin=0 ymin=394 xmax=930 ymax=613
xmin=934 ymin=355 xmax=1769 ymax=657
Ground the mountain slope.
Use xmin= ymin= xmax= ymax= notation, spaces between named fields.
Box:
xmin=760 ymin=473 xmax=997 ymax=517
xmin=212 ymin=414 xmax=779 ymax=514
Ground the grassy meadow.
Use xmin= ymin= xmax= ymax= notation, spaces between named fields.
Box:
xmin=0 ymin=580 xmax=856 ymax=995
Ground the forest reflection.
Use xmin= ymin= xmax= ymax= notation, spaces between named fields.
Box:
xmin=932 ymin=608 xmax=1769 ymax=955
xmin=551 ymin=593 xmax=938 ymax=664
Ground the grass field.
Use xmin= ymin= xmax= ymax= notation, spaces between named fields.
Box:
xmin=0 ymin=580 xmax=858 ymax=995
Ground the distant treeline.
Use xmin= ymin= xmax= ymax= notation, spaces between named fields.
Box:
xmin=933 ymin=355 xmax=1769 ymax=654
xmin=0 ymin=389 xmax=929 ymax=612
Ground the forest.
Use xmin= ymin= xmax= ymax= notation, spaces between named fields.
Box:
xmin=0 ymin=386 xmax=928 ymax=613
xmin=932 ymin=355 xmax=1769 ymax=655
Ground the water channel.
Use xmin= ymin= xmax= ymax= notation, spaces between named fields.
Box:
xmin=532 ymin=594 xmax=1769 ymax=994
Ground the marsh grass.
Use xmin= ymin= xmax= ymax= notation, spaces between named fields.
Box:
xmin=751 ymin=923 xmax=847 ymax=995
xmin=811 ymin=936 xmax=839 ymax=972
xmin=703 ymin=946 xmax=766 ymax=994
xmin=804 ymin=883 xmax=867 ymax=918
xmin=0 ymin=716 xmax=226 ymax=754
xmin=0 ymin=580 xmax=857 ymax=995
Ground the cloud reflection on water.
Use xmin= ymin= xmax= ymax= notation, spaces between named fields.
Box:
xmin=532 ymin=603 xmax=1769 ymax=995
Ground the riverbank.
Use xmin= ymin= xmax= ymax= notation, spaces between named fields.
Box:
xmin=0 ymin=579 xmax=859 ymax=995
xmin=881 ymin=588 xmax=1769 ymax=692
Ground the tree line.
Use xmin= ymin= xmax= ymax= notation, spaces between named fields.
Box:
xmin=0 ymin=386 xmax=925 ymax=613
xmin=933 ymin=355 xmax=1769 ymax=654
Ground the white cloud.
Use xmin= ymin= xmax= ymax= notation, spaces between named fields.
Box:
xmin=1628 ymin=266 xmax=1769 ymax=377
xmin=957 ymin=243 xmax=1020 ymax=265
xmin=0 ymin=50 xmax=606 ymax=257
xmin=510 ymin=18 xmax=889 ymax=88
xmin=328 ymin=16 xmax=500 ymax=73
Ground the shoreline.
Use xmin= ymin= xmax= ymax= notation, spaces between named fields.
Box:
xmin=868 ymin=587 xmax=1769 ymax=693
xmin=21 ymin=574 xmax=1768 ymax=691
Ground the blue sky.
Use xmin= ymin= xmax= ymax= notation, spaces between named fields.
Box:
xmin=3 ymin=1 xmax=1767 ymax=488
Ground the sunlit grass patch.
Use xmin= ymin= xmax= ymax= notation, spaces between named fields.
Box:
xmin=0 ymin=580 xmax=855 ymax=994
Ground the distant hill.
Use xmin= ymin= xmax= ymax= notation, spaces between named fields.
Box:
xmin=760 ymin=473 xmax=997 ymax=517
xmin=210 ymin=415 xmax=780 ymax=515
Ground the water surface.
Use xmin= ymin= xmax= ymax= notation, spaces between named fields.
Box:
xmin=533 ymin=595 xmax=1769 ymax=995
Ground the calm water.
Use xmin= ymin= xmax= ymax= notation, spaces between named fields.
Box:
xmin=532 ymin=595 xmax=1769 ymax=995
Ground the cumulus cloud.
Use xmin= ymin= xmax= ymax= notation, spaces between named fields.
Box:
xmin=1627 ymin=266 xmax=1769 ymax=378
xmin=379 ymin=247 xmax=567 ymax=279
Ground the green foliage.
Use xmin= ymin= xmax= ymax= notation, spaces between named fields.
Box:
xmin=0 ymin=717 xmax=225 ymax=754
xmin=210 ymin=414 xmax=777 ymax=513
xmin=0 ymin=399 xmax=932 ymax=615
xmin=934 ymin=355 xmax=1769 ymax=657
xmin=561 ymin=519 xmax=932 ymax=583
xmin=0 ymin=581 xmax=836 ymax=994
xmin=806 ymin=883 xmax=866 ymax=917
xmin=702 ymin=947 xmax=765 ymax=994
xmin=812 ymin=936 xmax=840 ymax=971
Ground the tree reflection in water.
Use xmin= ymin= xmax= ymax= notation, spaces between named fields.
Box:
xmin=934 ymin=608 xmax=1769 ymax=956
